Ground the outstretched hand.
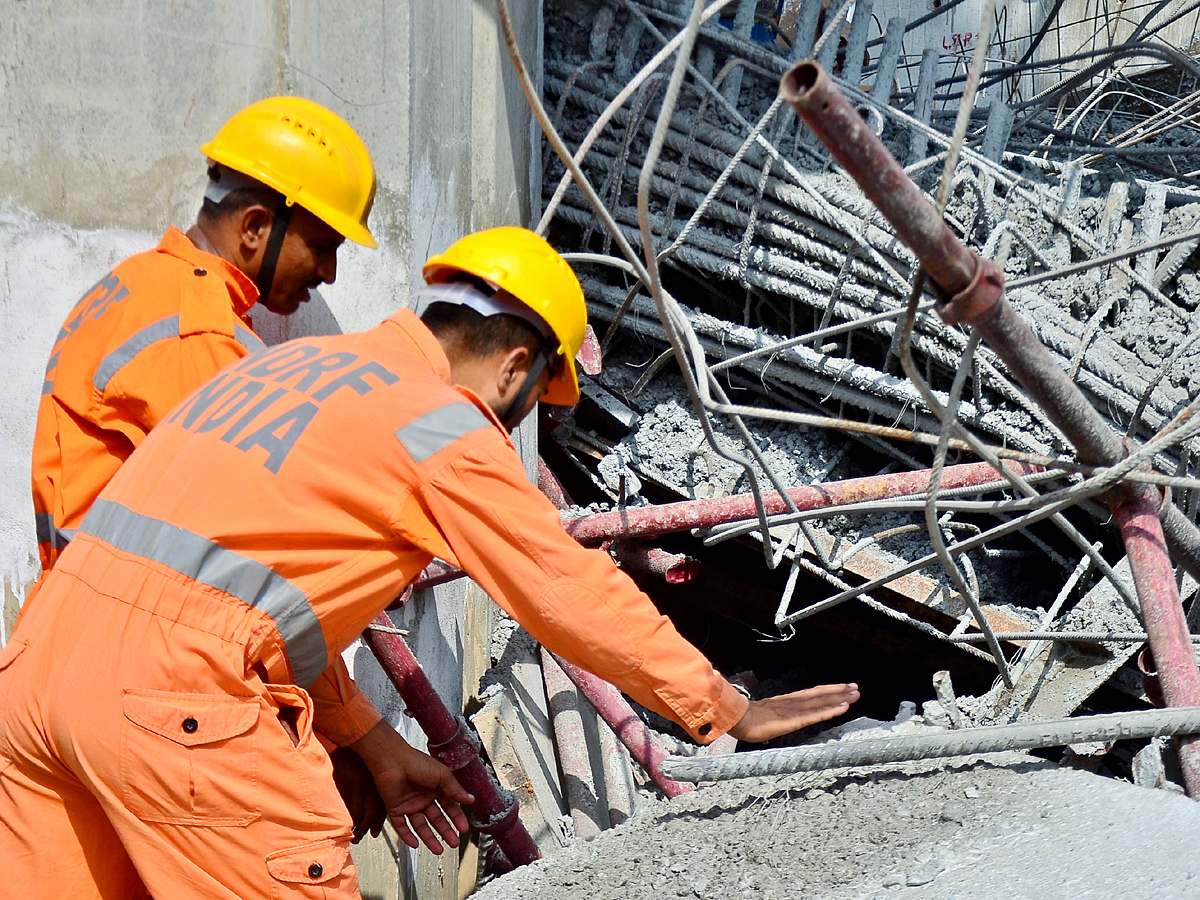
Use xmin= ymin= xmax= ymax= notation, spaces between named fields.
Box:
xmin=349 ymin=721 xmax=475 ymax=854
xmin=727 ymin=682 xmax=860 ymax=743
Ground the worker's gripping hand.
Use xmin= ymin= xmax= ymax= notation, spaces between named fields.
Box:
xmin=727 ymin=682 xmax=860 ymax=743
xmin=330 ymin=748 xmax=388 ymax=843
xmin=349 ymin=721 xmax=474 ymax=854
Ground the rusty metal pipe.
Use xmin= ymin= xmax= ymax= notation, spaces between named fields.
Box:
xmin=565 ymin=460 xmax=1037 ymax=544
xmin=610 ymin=542 xmax=700 ymax=583
xmin=362 ymin=614 xmax=541 ymax=868
xmin=779 ymin=61 xmax=1005 ymax=324
xmin=1113 ymin=497 xmax=1200 ymax=794
xmin=781 ymin=61 xmax=1200 ymax=796
xmin=779 ymin=61 xmax=1200 ymax=579
xmin=425 ymin=460 xmax=1026 ymax=577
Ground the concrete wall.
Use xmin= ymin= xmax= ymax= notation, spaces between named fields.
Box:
xmin=0 ymin=1 xmax=543 ymax=897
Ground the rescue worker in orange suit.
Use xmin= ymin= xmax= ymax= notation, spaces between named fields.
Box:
xmin=22 ymin=95 xmax=395 ymax=859
xmin=0 ymin=227 xmax=860 ymax=898
xmin=31 ymin=95 xmax=376 ymax=574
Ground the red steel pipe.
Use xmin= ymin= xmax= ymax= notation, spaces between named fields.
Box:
xmin=610 ymin=542 xmax=701 ymax=583
xmin=1114 ymin=498 xmax=1200 ymax=792
xmin=779 ymin=62 xmax=1005 ymax=325
xmin=362 ymin=614 xmax=541 ymax=868
xmin=781 ymin=61 xmax=1200 ymax=796
xmin=553 ymin=653 xmax=694 ymax=798
xmin=565 ymin=460 xmax=1036 ymax=544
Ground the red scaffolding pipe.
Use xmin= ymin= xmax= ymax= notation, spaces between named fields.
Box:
xmin=780 ymin=60 xmax=1200 ymax=796
xmin=553 ymin=653 xmax=694 ymax=799
xmin=362 ymin=615 xmax=541 ymax=868
xmin=564 ymin=460 xmax=1036 ymax=544
xmin=609 ymin=542 xmax=700 ymax=583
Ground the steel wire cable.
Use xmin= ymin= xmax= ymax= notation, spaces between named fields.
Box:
xmin=506 ymin=0 xmax=808 ymax=566
xmin=532 ymin=0 xmax=1200 ymax=648
xmin=576 ymin=252 xmax=1200 ymax=496
xmin=660 ymin=707 xmax=1200 ymax=782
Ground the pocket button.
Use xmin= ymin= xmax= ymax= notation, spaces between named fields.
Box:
xmin=308 ymin=864 xmax=323 ymax=879
xmin=182 ymin=716 xmax=199 ymax=734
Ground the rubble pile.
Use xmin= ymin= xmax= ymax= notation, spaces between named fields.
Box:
xmin=470 ymin=0 xmax=1200 ymax=892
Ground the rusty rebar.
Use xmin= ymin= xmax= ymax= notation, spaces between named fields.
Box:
xmin=780 ymin=60 xmax=1200 ymax=796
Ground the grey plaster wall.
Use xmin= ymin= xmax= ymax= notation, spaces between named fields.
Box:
xmin=0 ymin=1 xmax=543 ymax=896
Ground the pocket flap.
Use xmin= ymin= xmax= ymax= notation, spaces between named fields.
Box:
xmin=265 ymin=838 xmax=350 ymax=884
xmin=122 ymin=689 xmax=258 ymax=747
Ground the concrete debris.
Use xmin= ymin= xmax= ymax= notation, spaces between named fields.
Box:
xmin=474 ymin=748 xmax=1200 ymax=900
xmin=477 ymin=0 xmax=1200 ymax=889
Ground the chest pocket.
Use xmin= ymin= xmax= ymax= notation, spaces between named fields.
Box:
xmin=121 ymin=689 xmax=261 ymax=826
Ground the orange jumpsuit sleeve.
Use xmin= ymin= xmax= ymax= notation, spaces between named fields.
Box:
xmin=394 ymin=437 xmax=749 ymax=744
xmin=307 ymin=656 xmax=383 ymax=748
xmin=103 ymin=331 xmax=253 ymax=439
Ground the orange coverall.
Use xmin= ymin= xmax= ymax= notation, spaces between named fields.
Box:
xmin=0 ymin=308 xmax=748 ymax=898
xmin=31 ymin=226 xmax=264 ymax=572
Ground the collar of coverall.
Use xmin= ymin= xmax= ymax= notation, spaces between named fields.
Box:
xmin=164 ymin=227 xmax=258 ymax=317
xmin=386 ymin=308 xmax=517 ymax=440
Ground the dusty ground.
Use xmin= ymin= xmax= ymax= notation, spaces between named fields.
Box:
xmin=474 ymin=751 xmax=1200 ymax=899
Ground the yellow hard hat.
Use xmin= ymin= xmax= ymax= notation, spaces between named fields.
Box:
xmin=201 ymin=96 xmax=377 ymax=248
xmin=423 ymin=227 xmax=587 ymax=405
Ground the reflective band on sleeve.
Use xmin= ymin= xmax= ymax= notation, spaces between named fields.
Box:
xmin=94 ymin=316 xmax=182 ymax=391
xmin=395 ymin=402 xmax=493 ymax=464
xmin=235 ymin=324 xmax=266 ymax=352
xmin=41 ymin=379 xmax=54 ymax=396
xmin=34 ymin=514 xmax=74 ymax=550
xmin=79 ymin=498 xmax=329 ymax=686
xmin=35 ymin=512 xmax=53 ymax=547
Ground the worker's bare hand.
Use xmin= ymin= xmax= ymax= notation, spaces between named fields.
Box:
xmin=349 ymin=720 xmax=475 ymax=854
xmin=330 ymin=748 xmax=388 ymax=843
xmin=370 ymin=742 xmax=474 ymax=854
xmin=727 ymin=682 xmax=859 ymax=743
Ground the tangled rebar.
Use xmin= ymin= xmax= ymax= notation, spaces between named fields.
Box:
xmin=499 ymin=0 xmax=1200 ymax=769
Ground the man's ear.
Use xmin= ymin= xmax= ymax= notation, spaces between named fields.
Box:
xmin=497 ymin=346 xmax=534 ymax=397
xmin=237 ymin=205 xmax=274 ymax=255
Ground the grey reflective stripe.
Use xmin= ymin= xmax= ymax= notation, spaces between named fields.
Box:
xmin=395 ymin=402 xmax=492 ymax=463
xmin=41 ymin=379 xmax=54 ymax=395
xmin=34 ymin=514 xmax=73 ymax=550
xmin=79 ymin=498 xmax=328 ymax=686
xmin=94 ymin=315 xmax=182 ymax=391
xmin=35 ymin=512 xmax=53 ymax=546
xmin=235 ymin=324 xmax=266 ymax=352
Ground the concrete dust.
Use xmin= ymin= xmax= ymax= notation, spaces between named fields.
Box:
xmin=475 ymin=750 xmax=1200 ymax=899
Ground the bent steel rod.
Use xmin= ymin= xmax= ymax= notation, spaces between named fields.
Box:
xmin=363 ymin=615 xmax=540 ymax=868
xmin=780 ymin=60 xmax=1200 ymax=798
xmin=660 ymin=707 xmax=1200 ymax=782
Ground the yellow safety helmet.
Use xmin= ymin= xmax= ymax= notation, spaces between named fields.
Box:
xmin=423 ymin=227 xmax=587 ymax=406
xmin=201 ymin=96 xmax=377 ymax=248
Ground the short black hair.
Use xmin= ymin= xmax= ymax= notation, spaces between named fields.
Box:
xmin=420 ymin=301 xmax=546 ymax=360
xmin=198 ymin=164 xmax=284 ymax=224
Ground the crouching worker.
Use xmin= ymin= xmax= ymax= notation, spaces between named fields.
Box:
xmin=0 ymin=227 xmax=859 ymax=898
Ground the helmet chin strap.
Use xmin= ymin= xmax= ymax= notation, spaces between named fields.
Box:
xmin=497 ymin=351 xmax=552 ymax=432
xmin=254 ymin=199 xmax=294 ymax=303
